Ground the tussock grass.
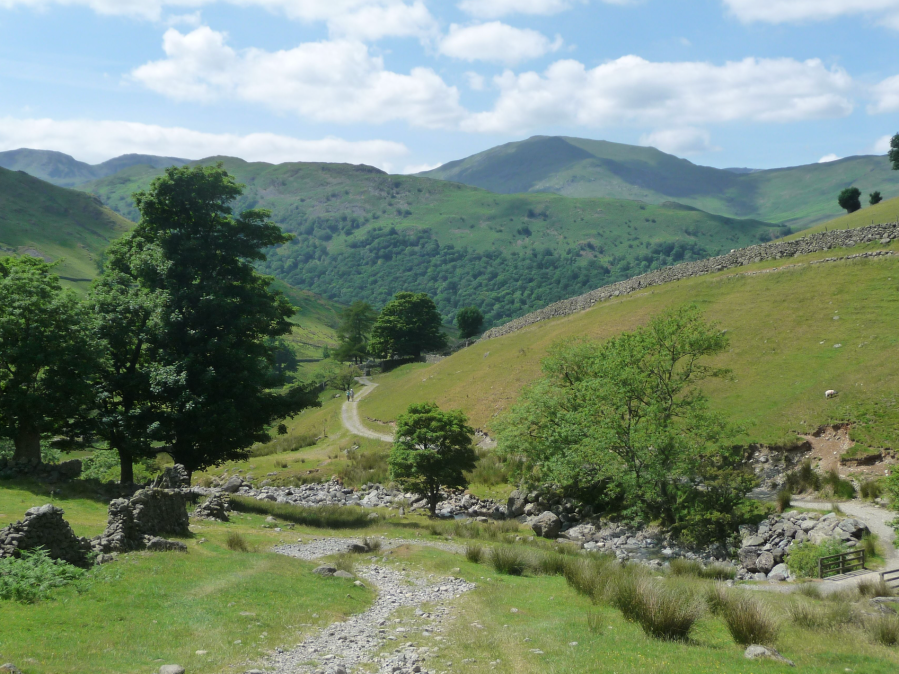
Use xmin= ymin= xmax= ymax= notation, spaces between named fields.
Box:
xmin=425 ymin=518 xmax=521 ymax=541
xmin=720 ymin=594 xmax=779 ymax=646
xmin=488 ymin=546 xmax=529 ymax=576
xmin=225 ymin=532 xmax=252 ymax=553
xmin=858 ymin=575 xmax=893 ymax=598
xmin=586 ymin=611 xmax=604 ymax=634
xmin=705 ymin=583 xmax=731 ymax=616
xmin=776 ymin=488 xmax=792 ymax=513
xmin=795 ymin=582 xmax=823 ymax=599
xmin=333 ymin=553 xmax=356 ymax=573
xmin=668 ymin=558 xmax=703 ymax=577
xmin=868 ymin=615 xmax=899 ymax=646
xmin=616 ymin=577 xmax=703 ymax=641
xmin=250 ymin=431 xmax=318 ymax=457
xmin=465 ymin=543 xmax=484 ymax=564
xmin=361 ymin=536 xmax=382 ymax=553
xmin=534 ymin=551 xmax=569 ymax=576
xmin=859 ymin=533 xmax=881 ymax=562
xmin=668 ymin=557 xmax=736 ymax=581
xmin=860 ymin=479 xmax=884 ymax=500
xmin=787 ymin=597 xmax=860 ymax=631
xmin=229 ymin=496 xmax=375 ymax=529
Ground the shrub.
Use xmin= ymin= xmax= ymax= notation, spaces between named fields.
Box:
xmin=617 ymin=578 xmax=703 ymax=641
xmin=776 ymin=488 xmax=792 ymax=513
xmin=465 ymin=543 xmax=484 ymax=564
xmin=869 ymin=615 xmax=899 ymax=646
xmin=489 ymin=546 xmax=530 ymax=576
xmin=784 ymin=461 xmax=821 ymax=494
xmin=821 ymin=470 xmax=856 ymax=500
xmin=0 ymin=548 xmax=87 ymax=603
xmin=720 ymin=595 xmax=779 ymax=646
xmin=465 ymin=448 xmax=514 ymax=488
xmin=226 ymin=532 xmax=252 ymax=552
xmin=787 ymin=539 xmax=849 ymax=578
xmin=229 ymin=496 xmax=375 ymax=529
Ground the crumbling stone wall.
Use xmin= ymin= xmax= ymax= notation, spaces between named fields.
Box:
xmin=0 ymin=504 xmax=93 ymax=567
xmin=92 ymin=488 xmax=190 ymax=554
xmin=482 ymin=222 xmax=899 ymax=340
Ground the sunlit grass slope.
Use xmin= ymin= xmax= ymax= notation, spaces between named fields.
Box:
xmin=360 ymin=238 xmax=899 ymax=452
xmin=785 ymin=195 xmax=899 ymax=240
xmin=0 ymin=166 xmax=133 ymax=289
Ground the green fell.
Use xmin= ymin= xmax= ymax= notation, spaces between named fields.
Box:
xmin=419 ymin=135 xmax=899 ymax=229
xmin=79 ymin=156 xmax=780 ymax=327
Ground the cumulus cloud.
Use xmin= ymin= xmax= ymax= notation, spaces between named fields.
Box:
xmin=722 ymin=0 xmax=899 ymax=28
xmin=0 ymin=1 xmax=439 ymax=40
xmin=872 ymin=134 xmax=894 ymax=154
xmin=439 ymin=22 xmax=563 ymax=65
xmin=0 ymin=116 xmax=409 ymax=169
xmin=462 ymin=56 xmax=855 ymax=133
xmin=818 ymin=153 xmax=841 ymax=163
xmin=639 ymin=127 xmax=720 ymax=155
xmin=457 ymin=0 xmax=608 ymax=19
xmin=131 ymin=27 xmax=465 ymax=128
xmin=869 ymin=74 xmax=899 ymax=114
xmin=401 ymin=161 xmax=441 ymax=173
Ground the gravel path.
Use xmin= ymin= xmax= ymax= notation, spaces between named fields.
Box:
xmin=267 ymin=538 xmax=471 ymax=674
xmin=341 ymin=378 xmax=393 ymax=443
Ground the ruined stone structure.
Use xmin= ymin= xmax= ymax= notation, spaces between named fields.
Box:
xmin=0 ymin=504 xmax=93 ymax=567
xmin=92 ymin=488 xmax=190 ymax=554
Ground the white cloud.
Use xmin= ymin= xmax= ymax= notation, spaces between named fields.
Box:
xmin=872 ymin=134 xmax=893 ymax=154
xmin=0 ymin=116 xmax=409 ymax=169
xmin=722 ymin=0 xmax=899 ymax=29
xmin=132 ymin=27 xmax=465 ymax=128
xmin=0 ymin=1 xmax=439 ymax=40
xmin=463 ymin=56 xmax=854 ymax=133
xmin=869 ymin=74 xmax=899 ymax=114
xmin=818 ymin=153 xmax=841 ymax=163
xmin=457 ymin=0 xmax=591 ymax=19
xmin=401 ymin=161 xmax=441 ymax=173
xmin=439 ymin=22 xmax=562 ymax=65
xmin=465 ymin=71 xmax=486 ymax=90
xmin=639 ymin=127 xmax=720 ymax=155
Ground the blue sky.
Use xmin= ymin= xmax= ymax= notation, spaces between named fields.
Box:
xmin=0 ymin=0 xmax=897 ymax=173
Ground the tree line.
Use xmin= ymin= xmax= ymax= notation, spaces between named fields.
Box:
xmin=0 ymin=165 xmax=321 ymax=483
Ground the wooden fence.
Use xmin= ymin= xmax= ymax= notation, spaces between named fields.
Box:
xmin=881 ymin=568 xmax=899 ymax=590
xmin=818 ymin=549 xmax=866 ymax=578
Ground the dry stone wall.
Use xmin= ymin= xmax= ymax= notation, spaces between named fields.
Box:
xmin=93 ymin=488 xmax=190 ymax=554
xmin=481 ymin=222 xmax=899 ymax=341
xmin=0 ymin=504 xmax=93 ymax=567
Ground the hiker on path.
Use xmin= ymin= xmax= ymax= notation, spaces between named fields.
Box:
xmin=350 ymin=388 xmax=355 ymax=401
xmin=346 ymin=389 xmax=351 ymax=401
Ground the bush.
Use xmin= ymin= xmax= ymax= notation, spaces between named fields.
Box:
xmin=860 ymin=479 xmax=884 ymax=500
xmin=80 ymin=450 xmax=158 ymax=484
xmin=488 ymin=546 xmax=530 ymax=576
xmin=776 ymin=488 xmax=792 ymax=513
xmin=465 ymin=543 xmax=484 ymax=564
xmin=820 ymin=470 xmax=856 ymax=500
xmin=229 ymin=496 xmax=375 ymax=529
xmin=720 ymin=595 xmax=779 ymax=646
xmin=787 ymin=539 xmax=849 ymax=578
xmin=869 ymin=615 xmax=899 ymax=646
xmin=784 ymin=461 xmax=821 ymax=494
xmin=616 ymin=578 xmax=703 ymax=641
xmin=0 ymin=548 xmax=87 ymax=603
xmin=0 ymin=439 xmax=60 ymax=464
xmin=465 ymin=448 xmax=514 ymax=488
xmin=226 ymin=532 xmax=252 ymax=552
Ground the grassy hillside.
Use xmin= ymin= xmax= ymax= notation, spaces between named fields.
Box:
xmin=0 ymin=148 xmax=188 ymax=188
xmin=80 ymin=157 xmax=781 ymax=328
xmin=784 ymin=195 xmax=899 ymax=240
xmin=359 ymin=235 xmax=899 ymax=454
xmin=419 ymin=136 xmax=899 ymax=229
xmin=0 ymin=166 xmax=133 ymax=288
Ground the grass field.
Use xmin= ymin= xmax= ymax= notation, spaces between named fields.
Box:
xmin=358 ymin=236 xmax=899 ymax=453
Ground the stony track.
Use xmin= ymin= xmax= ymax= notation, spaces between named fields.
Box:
xmin=267 ymin=538 xmax=471 ymax=674
xmin=341 ymin=378 xmax=393 ymax=443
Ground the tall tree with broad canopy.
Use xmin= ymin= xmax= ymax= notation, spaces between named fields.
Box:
xmin=455 ymin=306 xmax=484 ymax=339
xmin=88 ymin=236 xmax=169 ymax=484
xmin=838 ymin=187 xmax=862 ymax=214
xmin=334 ymin=300 xmax=378 ymax=363
xmin=0 ymin=257 xmax=99 ymax=463
xmin=496 ymin=305 xmax=755 ymax=544
xmin=369 ymin=291 xmax=446 ymax=359
xmin=124 ymin=164 xmax=321 ymax=479
xmin=889 ymin=133 xmax=899 ymax=171
xmin=388 ymin=402 xmax=477 ymax=516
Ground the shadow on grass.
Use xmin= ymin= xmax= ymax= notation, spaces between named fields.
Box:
xmin=0 ymin=477 xmax=121 ymax=506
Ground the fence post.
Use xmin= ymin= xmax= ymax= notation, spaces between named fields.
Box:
xmin=818 ymin=557 xmax=823 ymax=579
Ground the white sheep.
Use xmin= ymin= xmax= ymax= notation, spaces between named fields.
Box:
xmin=825 ymin=389 xmax=838 ymax=399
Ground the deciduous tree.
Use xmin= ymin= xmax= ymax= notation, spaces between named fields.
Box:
xmin=388 ymin=402 xmax=477 ymax=516
xmin=0 ymin=257 xmax=99 ymax=463
xmin=369 ymin=292 xmax=446 ymax=359
xmin=870 ymin=191 xmax=883 ymax=206
xmin=838 ymin=187 xmax=862 ymax=214
xmin=455 ymin=306 xmax=484 ymax=340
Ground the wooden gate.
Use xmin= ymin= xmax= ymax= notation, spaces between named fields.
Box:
xmin=818 ymin=549 xmax=866 ymax=578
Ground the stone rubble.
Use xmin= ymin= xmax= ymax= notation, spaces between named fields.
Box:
xmin=0 ymin=504 xmax=93 ymax=567
xmin=735 ymin=510 xmax=869 ymax=580
xmin=192 ymin=493 xmax=231 ymax=522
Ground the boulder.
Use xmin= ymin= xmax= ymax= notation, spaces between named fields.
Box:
xmin=743 ymin=535 xmax=766 ymax=547
xmin=334 ymin=570 xmax=355 ymax=579
xmin=744 ymin=645 xmax=794 ymax=667
xmin=769 ymin=563 xmax=790 ymax=580
xmin=738 ymin=546 xmax=762 ymax=571
xmin=755 ymin=551 xmax=775 ymax=574
xmin=144 ymin=537 xmax=187 ymax=552
xmin=506 ymin=490 xmax=527 ymax=518
xmin=222 ymin=476 xmax=244 ymax=494
xmin=159 ymin=666 xmax=185 ymax=674
xmin=313 ymin=565 xmax=337 ymax=576
xmin=531 ymin=511 xmax=561 ymax=539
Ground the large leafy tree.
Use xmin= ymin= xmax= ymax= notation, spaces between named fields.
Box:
xmin=0 ymin=257 xmax=99 ymax=463
xmin=124 ymin=164 xmax=321 ymax=478
xmin=455 ymin=306 xmax=484 ymax=340
xmin=334 ymin=300 xmax=378 ymax=363
xmin=388 ymin=402 xmax=477 ymax=516
xmin=496 ymin=305 xmax=753 ymax=543
xmin=369 ymin=291 xmax=446 ymax=359
xmin=889 ymin=133 xmax=899 ymax=170
xmin=88 ymin=237 xmax=169 ymax=483
xmin=838 ymin=187 xmax=862 ymax=214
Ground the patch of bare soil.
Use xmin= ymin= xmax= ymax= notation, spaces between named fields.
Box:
xmin=802 ymin=424 xmax=895 ymax=479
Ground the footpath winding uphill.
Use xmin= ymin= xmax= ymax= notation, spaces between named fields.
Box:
xmin=268 ymin=538 xmax=471 ymax=674
xmin=341 ymin=378 xmax=393 ymax=443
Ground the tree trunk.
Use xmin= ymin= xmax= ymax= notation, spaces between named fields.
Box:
xmin=13 ymin=428 xmax=41 ymax=463
xmin=117 ymin=446 xmax=134 ymax=484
